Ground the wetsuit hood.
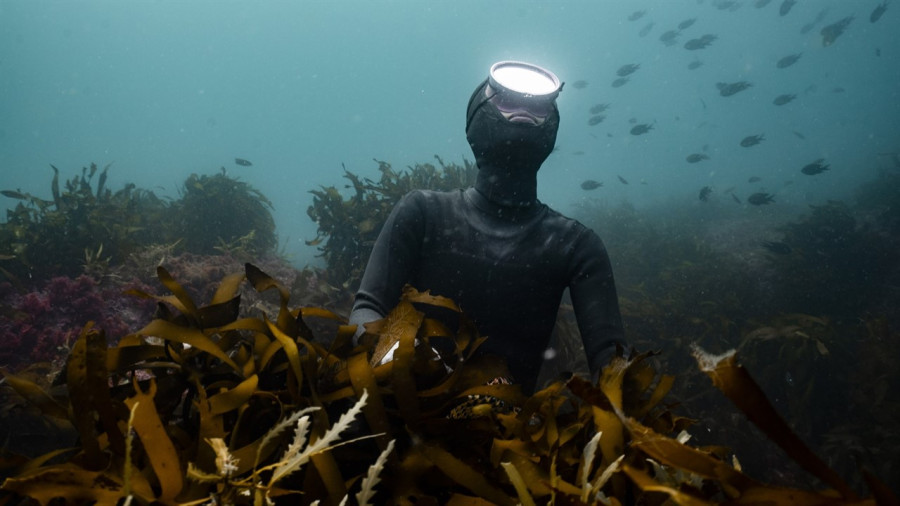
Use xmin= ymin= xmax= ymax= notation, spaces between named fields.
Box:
xmin=465 ymin=79 xmax=560 ymax=207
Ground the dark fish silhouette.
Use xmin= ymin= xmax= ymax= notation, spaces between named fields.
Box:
xmin=612 ymin=77 xmax=630 ymax=88
xmin=617 ymin=64 xmax=641 ymax=77
xmin=639 ymin=22 xmax=655 ymax=37
xmin=628 ymin=10 xmax=647 ymax=21
xmin=716 ymin=1 xmax=739 ymax=11
xmin=717 ymin=81 xmax=753 ymax=97
xmin=686 ymin=153 xmax=709 ymax=163
xmin=581 ymin=180 xmax=603 ymax=190
xmin=617 ymin=175 xmax=629 ymax=184
xmin=776 ymin=53 xmax=802 ymax=69
xmin=748 ymin=176 xmax=762 ymax=183
xmin=587 ymin=115 xmax=606 ymax=126
xmin=571 ymin=80 xmax=589 ymax=89
xmin=773 ymin=94 xmax=796 ymax=105
xmin=801 ymin=159 xmax=830 ymax=175
xmin=762 ymin=241 xmax=792 ymax=254
xmin=684 ymin=34 xmax=717 ymax=50
xmin=779 ymin=0 xmax=797 ymax=16
xmin=687 ymin=60 xmax=704 ymax=70
xmin=659 ymin=29 xmax=679 ymax=46
xmin=699 ymin=186 xmax=713 ymax=201
xmin=235 ymin=158 xmax=253 ymax=166
xmin=793 ymin=130 xmax=807 ymax=139
xmin=740 ymin=134 xmax=765 ymax=147
xmin=589 ymin=103 xmax=610 ymax=115
xmin=821 ymin=16 xmax=853 ymax=47
xmin=871 ymin=1 xmax=889 ymax=23
xmin=755 ymin=0 xmax=773 ymax=8
xmin=678 ymin=18 xmax=698 ymax=30
xmin=731 ymin=193 xmax=742 ymax=204
xmin=630 ymin=123 xmax=654 ymax=135
xmin=747 ymin=192 xmax=775 ymax=205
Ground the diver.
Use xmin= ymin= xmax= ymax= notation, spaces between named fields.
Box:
xmin=349 ymin=61 xmax=625 ymax=393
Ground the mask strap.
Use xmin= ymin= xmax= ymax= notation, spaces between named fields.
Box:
xmin=465 ymin=85 xmax=500 ymax=133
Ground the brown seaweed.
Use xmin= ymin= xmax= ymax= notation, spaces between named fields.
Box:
xmin=1 ymin=264 xmax=893 ymax=504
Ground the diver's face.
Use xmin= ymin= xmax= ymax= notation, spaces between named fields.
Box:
xmin=485 ymin=84 xmax=554 ymax=126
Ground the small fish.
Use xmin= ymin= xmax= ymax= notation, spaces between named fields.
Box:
xmin=779 ymin=0 xmax=797 ymax=16
xmin=821 ymin=16 xmax=854 ymax=47
xmin=871 ymin=1 xmax=889 ymax=23
xmin=659 ymin=29 xmax=680 ymax=46
xmin=740 ymin=134 xmax=765 ymax=147
xmin=235 ymin=158 xmax=253 ymax=166
xmin=686 ymin=153 xmax=710 ymax=163
xmin=717 ymin=81 xmax=753 ymax=97
xmin=762 ymin=240 xmax=792 ymax=254
xmin=748 ymin=176 xmax=762 ymax=183
xmin=747 ymin=192 xmax=775 ymax=205
xmin=571 ymin=80 xmax=589 ymax=89
xmin=755 ymin=0 xmax=773 ymax=8
xmin=639 ymin=22 xmax=655 ymax=37
xmin=687 ymin=60 xmax=704 ymax=70
xmin=731 ymin=193 xmax=742 ymax=204
xmin=587 ymin=115 xmax=606 ymax=126
xmin=773 ymin=94 xmax=797 ymax=105
xmin=580 ymin=180 xmax=603 ymax=190
xmin=699 ymin=186 xmax=713 ymax=201
xmin=617 ymin=63 xmax=641 ymax=77
xmin=630 ymin=123 xmax=654 ymax=135
xmin=628 ymin=9 xmax=647 ymax=21
xmin=612 ymin=77 xmax=630 ymax=88
xmin=617 ymin=175 xmax=629 ymax=184
xmin=678 ymin=18 xmax=697 ymax=30
xmin=793 ymin=130 xmax=807 ymax=139
xmin=801 ymin=158 xmax=830 ymax=175
xmin=684 ymin=34 xmax=717 ymax=50
xmin=589 ymin=103 xmax=610 ymax=115
xmin=776 ymin=53 xmax=802 ymax=69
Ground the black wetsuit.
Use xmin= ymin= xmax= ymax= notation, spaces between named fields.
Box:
xmin=350 ymin=75 xmax=624 ymax=392
xmin=350 ymin=186 xmax=624 ymax=392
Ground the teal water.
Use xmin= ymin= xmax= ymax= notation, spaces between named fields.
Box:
xmin=1 ymin=0 xmax=898 ymax=266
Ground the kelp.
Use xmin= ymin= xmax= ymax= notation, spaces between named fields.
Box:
xmin=172 ymin=172 xmax=276 ymax=258
xmin=0 ymin=163 xmax=169 ymax=280
xmin=1 ymin=264 xmax=894 ymax=504
xmin=0 ymin=164 xmax=278 ymax=284
xmin=306 ymin=157 xmax=477 ymax=289
xmin=767 ymin=200 xmax=893 ymax=317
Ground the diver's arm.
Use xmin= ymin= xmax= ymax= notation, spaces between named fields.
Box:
xmin=568 ymin=229 xmax=626 ymax=377
xmin=349 ymin=191 xmax=427 ymax=341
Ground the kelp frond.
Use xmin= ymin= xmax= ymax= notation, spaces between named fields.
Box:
xmin=0 ymin=264 xmax=894 ymax=505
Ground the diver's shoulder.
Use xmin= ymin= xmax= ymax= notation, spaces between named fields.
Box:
xmin=541 ymin=204 xmax=589 ymax=230
xmin=402 ymin=188 xmax=467 ymax=207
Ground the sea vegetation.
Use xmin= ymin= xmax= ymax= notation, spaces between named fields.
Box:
xmin=0 ymin=164 xmax=277 ymax=285
xmin=306 ymin=157 xmax=476 ymax=289
xmin=0 ymin=163 xmax=169 ymax=281
xmin=172 ymin=171 xmax=276 ymax=259
xmin=1 ymin=157 xmax=898 ymax=501
xmin=765 ymin=200 xmax=893 ymax=318
xmin=1 ymin=264 xmax=893 ymax=505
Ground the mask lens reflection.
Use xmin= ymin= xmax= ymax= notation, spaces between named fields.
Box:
xmin=491 ymin=65 xmax=559 ymax=96
xmin=489 ymin=91 xmax=554 ymax=119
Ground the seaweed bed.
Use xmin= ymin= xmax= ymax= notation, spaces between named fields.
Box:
xmin=0 ymin=161 xmax=898 ymax=505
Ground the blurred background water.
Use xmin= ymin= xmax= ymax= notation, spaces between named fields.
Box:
xmin=2 ymin=0 xmax=897 ymax=267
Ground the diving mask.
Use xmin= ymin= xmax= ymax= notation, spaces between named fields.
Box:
xmin=486 ymin=61 xmax=561 ymax=124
